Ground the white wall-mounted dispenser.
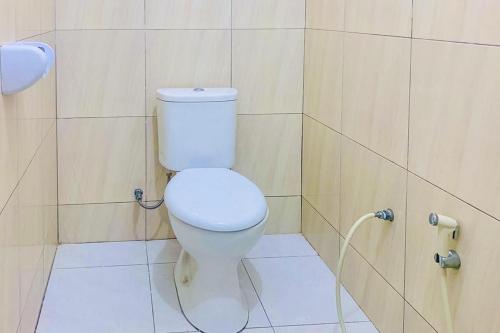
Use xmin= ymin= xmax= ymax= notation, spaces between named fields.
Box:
xmin=0 ymin=42 xmax=55 ymax=95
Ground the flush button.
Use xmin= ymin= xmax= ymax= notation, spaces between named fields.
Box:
xmin=194 ymin=88 xmax=205 ymax=92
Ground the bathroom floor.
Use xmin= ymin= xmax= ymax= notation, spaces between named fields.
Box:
xmin=36 ymin=234 xmax=378 ymax=333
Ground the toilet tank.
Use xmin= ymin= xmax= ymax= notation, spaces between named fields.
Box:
xmin=156 ymin=88 xmax=238 ymax=171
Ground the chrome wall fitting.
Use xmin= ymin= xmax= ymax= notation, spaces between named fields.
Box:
xmin=134 ymin=171 xmax=174 ymax=210
xmin=434 ymin=250 xmax=461 ymax=269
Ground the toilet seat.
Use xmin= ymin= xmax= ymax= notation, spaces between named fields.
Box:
xmin=165 ymin=168 xmax=267 ymax=232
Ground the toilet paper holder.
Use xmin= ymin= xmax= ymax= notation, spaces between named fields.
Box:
xmin=0 ymin=42 xmax=55 ymax=95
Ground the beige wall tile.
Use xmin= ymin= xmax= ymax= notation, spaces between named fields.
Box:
xmin=265 ymin=196 xmax=302 ymax=235
xmin=409 ymin=40 xmax=500 ymax=220
xmin=60 ymin=203 xmax=146 ymax=243
xmin=58 ymin=118 xmax=145 ymax=204
xmin=16 ymin=33 xmax=56 ymax=177
xmin=16 ymin=117 xmax=41 ymax=179
xmin=146 ymin=30 xmax=231 ymax=115
xmin=404 ymin=304 xmax=437 ymax=333
xmin=43 ymin=205 xmax=57 ymax=282
xmin=345 ymin=0 xmax=412 ymax=36
xmin=57 ymin=30 xmax=145 ymax=118
xmin=304 ymin=29 xmax=343 ymax=131
xmin=0 ymin=95 xmax=18 ymax=211
xmin=146 ymin=0 xmax=230 ymax=29
xmin=40 ymin=127 xmax=57 ymax=284
xmin=232 ymin=0 xmax=305 ymax=29
xmin=234 ymin=114 xmax=302 ymax=196
xmin=302 ymin=115 xmax=341 ymax=229
xmin=18 ymin=149 xmax=44 ymax=311
xmin=406 ymin=174 xmax=500 ymax=333
xmin=342 ymin=33 xmax=410 ymax=167
xmin=0 ymin=5 xmax=56 ymax=331
xmin=232 ymin=29 xmax=304 ymax=115
xmin=0 ymin=0 xmax=16 ymax=43
xmin=16 ymin=86 xmax=43 ymax=177
xmin=302 ymin=198 xmax=339 ymax=273
xmin=0 ymin=189 xmax=20 ymax=333
xmin=340 ymin=137 xmax=406 ymax=294
xmin=146 ymin=205 xmax=175 ymax=240
xmin=56 ymin=0 xmax=144 ymax=29
xmin=17 ymin=258 xmax=43 ymax=333
xmin=341 ymin=240 xmax=404 ymax=333
xmin=16 ymin=0 xmax=41 ymax=39
xmin=306 ymin=0 xmax=344 ymax=30
xmin=40 ymin=0 xmax=55 ymax=32
xmin=413 ymin=0 xmax=500 ymax=45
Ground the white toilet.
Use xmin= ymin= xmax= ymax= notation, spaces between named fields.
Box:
xmin=156 ymin=88 xmax=269 ymax=333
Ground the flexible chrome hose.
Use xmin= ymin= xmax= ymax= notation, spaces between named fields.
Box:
xmin=134 ymin=172 xmax=173 ymax=210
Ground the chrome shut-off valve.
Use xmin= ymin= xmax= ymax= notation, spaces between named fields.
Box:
xmin=429 ymin=213 xmax=461 ymax=270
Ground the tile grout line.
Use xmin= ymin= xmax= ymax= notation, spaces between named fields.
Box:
xmin=0 ymin=119 xmax=57 ymax=217
xmin=145 ymin=240 xmax=158 ymax=333
xmin=402 ymin=3 xmax=415 ymax=330
xmin=303 ymin=27 xmax=500 ymax=49
xmin=143 ymin=21 xmax=148 ymax=239
xmin=405 ymin=301 xmax=439 ymax=333
xmin=43 ymin=237 xmax=377 ymax=332
xmin=241 ymin=260 xmax=276 ymax=333
xmin=302 ymin=114 xmax=500 ymax=225
xmin=304 ymin=195 xmax=405 ymax=299
xmin=299 ymin=0 xmax=307 ymax=236
xmin=302 ymin=196 xmax=340 ymax=234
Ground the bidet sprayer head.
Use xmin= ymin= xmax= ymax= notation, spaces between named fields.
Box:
xmin=375 ymin=209 xmax=394 ymax=222
xmin=428 ymin=213 xmax=457 ymax=229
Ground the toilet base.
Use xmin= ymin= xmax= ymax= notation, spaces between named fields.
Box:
xmin=174 ymin=250 xmax=248 ymax=333
xmin=169 ymin=211 xmax=268 ymax=333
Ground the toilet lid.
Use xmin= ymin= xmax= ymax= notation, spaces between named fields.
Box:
xmin=165 ymin=168 xmax=268 ymax=232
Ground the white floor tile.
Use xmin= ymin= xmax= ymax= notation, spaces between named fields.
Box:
xmin=147 ymin=239 xmax=182 ymax=264
xmin=274 ymin=322 xmax=378 ymax=333
xmin=246 ymin=234 xmax=317 ymax=258
xmin=40 ymin=238 xmax=377 ymax=333
xmin=36 ymin=266 xmax=154 ymax=333
xmin=243 ymin=256 xmax=369 ymax=327
xmin=53 ymin=241 xmax=147 ymax=268
xmin=150 ymin=263 xmax=196 ymax=333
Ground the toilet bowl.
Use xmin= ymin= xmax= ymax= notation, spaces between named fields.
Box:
xmin=165 ymin=168 xmax=268 ymax=333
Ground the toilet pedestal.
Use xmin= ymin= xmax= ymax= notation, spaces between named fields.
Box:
xmin=169 ymin=212 xmax=267 ymax=333
xmin=175 ymin=250 xmax=248 ymax=333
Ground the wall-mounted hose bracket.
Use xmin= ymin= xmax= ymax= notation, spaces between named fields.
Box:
xmin=434 ymin=250 xmax=461 ymax=269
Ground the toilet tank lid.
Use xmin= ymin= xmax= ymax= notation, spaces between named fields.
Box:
xmin=156 ymin=88 xmax=238 ymax=103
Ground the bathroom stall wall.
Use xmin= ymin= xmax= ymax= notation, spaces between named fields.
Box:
xmin=55 ymin=0 xmax=305 ymax=243
xmin=0 ymin=0 xmax=58 ymax=332
xmin=302 ymin=1 xmax=500 ymax=333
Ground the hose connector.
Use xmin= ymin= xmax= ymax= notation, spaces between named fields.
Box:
xmin=375 ymin=209 xmax=394 ymax=222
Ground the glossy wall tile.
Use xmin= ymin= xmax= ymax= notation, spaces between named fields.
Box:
xmin=304 ymin=1 xmax=500 ymax=332
xmin=55 ymin=0 xmax=306 ymax=244
xmin=0 ymin=0 xmax=57 ymax=328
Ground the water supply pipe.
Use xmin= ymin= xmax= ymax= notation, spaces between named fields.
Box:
xmin=336 ymin=209 xmax=394 ymax=333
